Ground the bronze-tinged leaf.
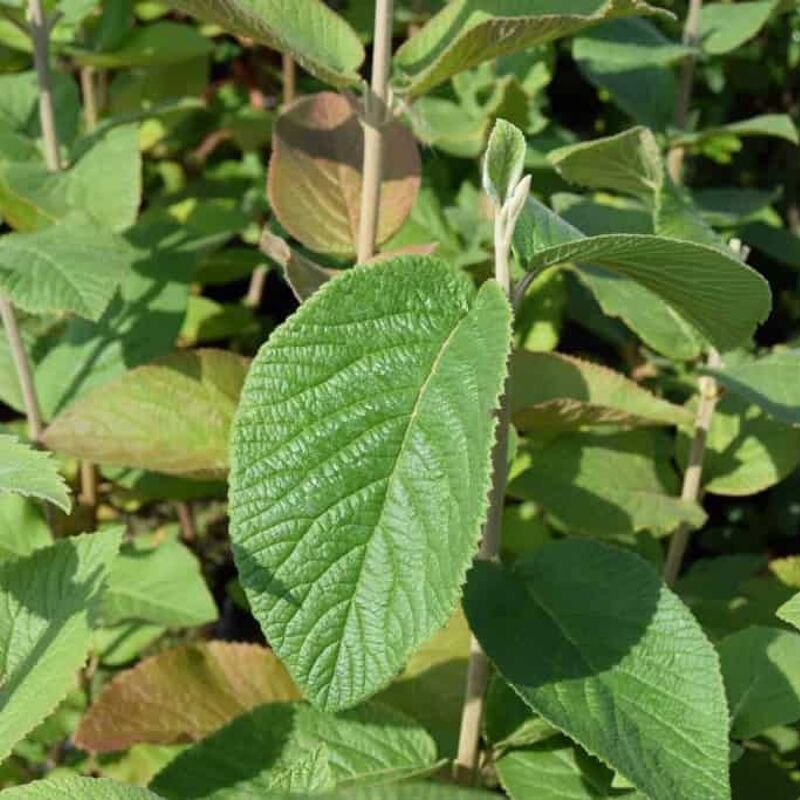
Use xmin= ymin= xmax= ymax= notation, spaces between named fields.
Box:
xmin=268 ymin=92 xmax=421 ymax=257
xmin=74 ymin=642 xmax=301 ymax=752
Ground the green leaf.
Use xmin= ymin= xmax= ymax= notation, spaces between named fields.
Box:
xmin=76 ymin=641 xmax=300 ymax=752
xmin=43 ymin=349 xmax=248 ymax=477
xmin=572 ymin=264 xmax=704 ymax=360
xmin=483 ymin=118 xmax=526 ymax=204
xmin=548 ymin=126 xmax=663 ymax=200
xmin=464 ymin=539 xmax=731 ymax=800
xmin=73 ymin=21 xmax=214 ymax=67
xmin=777 ymin=593 xmax=800 ymax=632
xmin=508 ymin=429 xmax=706 ymax=537
xmin=150 ymin=702 xmax=438 ymax=797
xmin=718 ymin=625 xmax=800 ymax=739
xmin=392 ymin=0 xmax=669 ymax=100
xmin=0 ymin=433 xmax=70 ymax=512
xmin=0 ymin=776 xmax=161 ymax=799
xmin=573 ymin=19 xmax=684 ymax=130
xmin=164 ymin=0 xmax=364 ymax=87
xmin=0 ymin=529 xmax=123 ymax=763
xmin=513 ymin=202 xmax=771 ymax=351
xmin=509 ymin=349 xmax=691 ymax=432
xmin=229 ymin=256 xmax=511 ymax=711
xmin=0 ymin=495 xmax=52 ymax=561
xmin=103 ymin=534 xmax=217 ymax=627
xmin=322 ymin=787 xmax=495 ymax=800
xmin=0 ymin=218 xmax=134 ymax=320
xmin=741 ymin=221 xmax=800 ymax=270
xmin=703 ymin=350 xmax=800 ymax=426
xmin=677 ymin=394 xmax=800 ymax=497
xmin=674 ymin=114 xmax=799 ymax=147
xmin=268 ymin=92 xmax=420 ymax=257
xmin=497 ymin=737 xmax=644 ymax=799
xmin=34 ymin=224 xmax=192 ymax=419
xmin=698 ymin=0 xmax=782 ymax=54
xmin=178 ymin=296 xmax=255 ymax=346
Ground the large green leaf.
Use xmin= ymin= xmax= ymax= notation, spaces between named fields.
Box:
xmin=497 ymin=737 xmax=646 ymax=799
xmin=229 ymin=256 xmax=510 ymax=711
xmin=268 ymin=92 xmax=420 ymax=257
xmin=513 ymin=201 xmax=770 ymax=351
xmin=573 ymin=19 xmax=684 ymax=130
xmin=0 ymin=776 xmax=161 ymax=799
xmin=509 ymin=349 xmax=691 ymax=432
xmin=465 ymin=539 xmax=731 ymax=800
xmin=0 ymin=433 xmax=71 ymax=512
xmin=698 ymin=0 xmax=783 ymax=54
xmin=704 ymin=351 xmax=800 ymax=426
xmin=150 ymin=701 xmax=438 ymax=797
xmin=0 ymin=529 xmax=123 ymax=763
xmin=76 ymin=641 xmax=300 ymax=752
xmin=718 ymin=626 xmax=800 ymax=739
xmin=392 ymin=0 xmax=667 ymax=99
xmin=164 ymin=0 xmax=364 ymax=87
xmin=102 ymin=534 xmax=217 ymax=627
xmin=508 ymin=429 xmax=706 ymax=537
xmin=43 ymin=349 xmax=248 ymax=477
xmin=0 ymin=218 xmax=134 ymax=321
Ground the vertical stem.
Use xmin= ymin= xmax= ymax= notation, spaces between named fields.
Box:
xmin=453 ymin=206 xmax=513 ymax=784
xmin=176 ymin=501 xmax=196 ymax=543
xmin=245 ymin=265 xmax=269 ymax=308
xmin=27 ymin=0 xmax=60 ymax=171
xmin=664 ymin=349 xmax=721 ymax=585
xmin=281 ymin=53 xmax=296 ymax=105
xmin=0 ymin=297 xmax=44 ymax=442
xmin=356 ymin=0 xmax=394 ymax=263
xmin=80 ymin=65 xmax=98 ymax=131
xmin=666 ymin=0 xmax=703 ymax=182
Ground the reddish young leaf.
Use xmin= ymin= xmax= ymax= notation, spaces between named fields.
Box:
xmin=75 ymin=642 xmax=300 ymax=752
xmin=268 ymin=92 xmax=421 ymax=256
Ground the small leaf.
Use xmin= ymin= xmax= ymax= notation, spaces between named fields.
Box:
xmin=464 ymin=539 xmax=731 ymax=800
xmin=0 ymin=433 xmax=71 ymax=512
xmin=482 ymin=119 xmax=526 ymax=204
xmin=514 ymin=203 xmax=771 ymax=351
xmin=777 ymin=594 xmax=800 ymax=632
xmin=150 ymin=701 xmax=438 ymax=797
xmin=229 ymin=256 xmax=511 ymax=711
xmin=0 ymin=218 xmax=134 ymax=321
xmin=44 ymin=349 xmax=248 ymax=477
xmin=392 ymin=0 xmax=669 ymax=100
xmin=259 ymin=227 xmax=337 ymax=302
xmin=718 ymin=625 xmax=800 ymax=739
xmin=673 ymin=114 xmax=799 ymax=147
xmin=677 ymin=394 xmax=800 ymax=497
xmin=103 ymin=534 xmax=217 ymax=627
xmin=497 ymin=737 xmax=640 ymax=800
xmin=75 ymin=641 xmax=300 ymax=752
xmin=0 ymin=495 xmax=52 ymax=561
xmin=268 ymin=92 xmax=420 ymax=257
xmin=704 ymin=350 xmax=800 ymax=426
xmin=0 ymin=529 xmax=123 ymax=763
xmin=0 ymin=776 xmax=161 ymax=799
xmin=165 ymin=0 xmax=365 ymax=87
xmin=549 ymin=126 xmax=663 ymax=200
xmin=509 ymin=350 xmax=691 ymax=433
xmin=509 ymin=429 xmax=706 ymax=537
xmin=73 ymin=21 xmax=213 ymax=68
xmin=698 ymin=0 xmax=783 ymax=54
